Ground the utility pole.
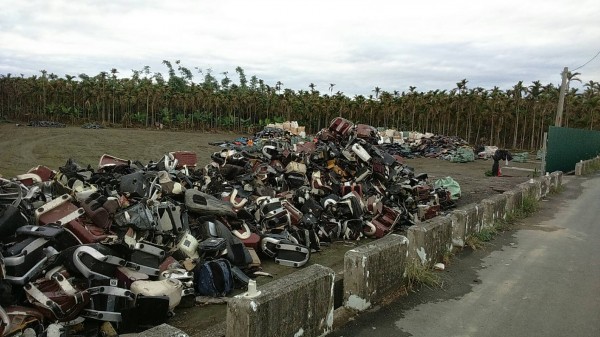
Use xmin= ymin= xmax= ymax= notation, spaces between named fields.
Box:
xmin=555 ymin=67 xmax=568 ymax=127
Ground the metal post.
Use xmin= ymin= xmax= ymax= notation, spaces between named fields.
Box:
xmin=541 ymin=132 xmax=547 ymax=175
xmin=555 ymin=67 xmax=568 ymax=127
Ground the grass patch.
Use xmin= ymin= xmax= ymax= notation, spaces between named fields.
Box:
xmin=549 ymin=185 xmax=565 ymax=195
xmin=465 ymin=225 xmax=500 ymax=250
xmin=442 ymin=247 xmax=455 ymax=266
xmin=520 ymin=196 xmax=539 ymax=216
xmin=465 ymin=234 xmax=486 ymax=251
xmin=585 ymin=160 xmax=600 ymax=174
xmin=466 ymin=195 xmax=542 ymax=251
xmin=493 ymin=218 xmax=513 ymax=232
xmin=473 ymin=226 xmax=497 ymax=242
xmin=510 ymin=195 xmax=539 ymax=220
xmin=406 ymin=261 xmax=443 ymax=290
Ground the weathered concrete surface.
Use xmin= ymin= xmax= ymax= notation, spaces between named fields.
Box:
xmin=226 ymin=264 xmax=335 ymax=337
xmin=481 ymin=194 xmax=508 ymax=228
xmin=573 ymin=157 xmax=598 ymax=176
xmin=448 ymin=210 xmax=467 ymax=247
xmin=407 ymin=217 xmax=452 ymax=267
xmin=460 ymin=203 xmax=483 ymax=237
xmin=343 ymin=234 xmax=409 ymax=311
xmin=551 ymin=171 xmax=563 ymax=188
xmin=136 ymin=324 xmax=189 ymax=337
xmin=529 ymin=179 xmax=543 ymax=200
xmin=539 ymin=174 xmax=551 ymax=197
xmin=517 ymin=180 xmax=539 ymax=201
xmin=503 ymin=189 xmax=523 ymax=215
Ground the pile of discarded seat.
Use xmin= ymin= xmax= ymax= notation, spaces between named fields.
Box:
xmin=81 ymin=123 xmax=104 ymax=130
xmin=0 ymin=116 xmax=456 ymax=336
xmin=382 ymin=133 xmax=474 ymax=162
xmin=26 ymin=121 xmax=66 ymax=128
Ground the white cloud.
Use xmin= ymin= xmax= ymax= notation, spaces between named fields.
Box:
xmin=1 ymin=0 xmax=599 ymax=95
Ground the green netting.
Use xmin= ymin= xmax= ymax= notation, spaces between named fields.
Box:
xmin=536 ymin=149 xmax=545 ymax=160
xmin=450 ymin=147 xmax=475 ymax=163
xmin=511 ymin=152 xmax=529 ymax=163
xmin=434 ymin=176 xmax=461 ymax=200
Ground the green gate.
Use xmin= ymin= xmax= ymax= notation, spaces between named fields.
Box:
xmin=546 ymin=126 xmax=600 ymax=173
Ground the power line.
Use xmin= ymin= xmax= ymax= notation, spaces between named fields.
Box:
xmin=572 ymin=49 xmax=600 ymax=71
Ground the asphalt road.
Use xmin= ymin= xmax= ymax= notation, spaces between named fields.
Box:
xmin=331 ymin=174 xmax=600 ymax=337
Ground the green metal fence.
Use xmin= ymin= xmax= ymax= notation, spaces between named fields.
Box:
xmin=546 ymin=126 xmax=600 ymax=173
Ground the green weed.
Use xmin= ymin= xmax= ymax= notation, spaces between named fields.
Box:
xmin=442 ymin=247 xmax=455 ymax=266
xmin=520 ymin=196 xmax=539 ymax=216
xmin=465 ymin=234 xmax=486 ymax=251
xmin=406 ymin=261 xmax=443 ymax=290
xmin=549 ymin=185 xmax=565 ymax=195
xmin=493 ymin=218 xmax=513 ymax=232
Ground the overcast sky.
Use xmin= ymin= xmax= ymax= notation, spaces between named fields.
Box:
xmin=1 ymin=0 xmax=599 ymax=96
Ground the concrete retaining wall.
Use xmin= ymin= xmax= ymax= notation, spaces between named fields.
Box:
xmin=575 ymin=156 xmax=600 ymax=176
xmin=503 ymin=189 xmax=523 ymax=215
xmin=407 ymin=216 xmax=452 ymax=267
xmin=226 ymin=264 xmax=335 ymax=337
xmin=462 ymin=203 xmax=483 ymax=238
xmin=551 ymin=171 xmax=562 ymax=188
xmin=481 ymin=194 xmax=508 ymax=228
xmin=448 ymin=209 xmax=468 ymax=247
xmin=343 ymin=234 xmax=409 ymax=311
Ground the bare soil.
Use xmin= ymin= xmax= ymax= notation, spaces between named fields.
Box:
xmin=0 ymin=123 xmax=542 ymax=335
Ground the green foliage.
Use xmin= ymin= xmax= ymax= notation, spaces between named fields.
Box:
xmin=132 ymin=112 xmax=145 ymax=124
xmin=465 ymin=234 xmax=486 ymax=251
xmin=466 ymin=194 xmax=541 ymax=251
xmin=520 ymin=196 xmax=539 ymax=216
xmin=493 ymin=218 xmax=513 ymax=232
xmin=585 ymin=160 xmax=600 ymax=174
xmin=442 ymin=247 xmax=455 ymax=266
xmin=406 ymin=261 xmax=443 ymax=290
xmin=472 ymin=226 xmax=497 ymax=242
xmin=549 ymin=185 xmax=565 ymax=195
xmin=160 ymin=108 xmax=171 ymax=125
xmin=2 ymin=60 xmax=599 ymax=137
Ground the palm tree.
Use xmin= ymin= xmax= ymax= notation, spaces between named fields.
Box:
xmin=372 ymin=86 xmax=381 ymax=100
xmin=510 ymin=81 xmax=526 ymax=149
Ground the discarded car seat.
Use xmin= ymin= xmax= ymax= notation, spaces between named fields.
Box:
xmin=366 ymin=205 xmax=402 ymax=238
xmin=16 ymin=224 xmax=80 ymax=251
xmin=119 ymin=172 xmax=150 ymax=198
xmin=113 ymin=202 xmax=156 ymax=231
xmin=0 ymin=203 xmax=30 ymax=238
xmin=274 ymin=242 xmax=310 ymax=268
xmin=1 ymin=305 xmax=45 ymax=337
xmin=197 ymin=220 xmax=252 ymax=267
xmin=185 ymin=189 xmax=236 ymax=218
xmin=130 ymin=278 xmax=183 ymax=310
xmin=2 ymin=237 xmax=58 ymax=285
xmin=119 ymin=295 xmax=171 ymax=333
xmin=328 ymin=117 xmax=354 ymax=136
xmin=24 ymin=268 xmax=90 ymax=321
xmin=81 ymin=280 xmax=136 ymax=323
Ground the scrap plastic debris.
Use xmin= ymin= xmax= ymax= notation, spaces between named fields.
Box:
xmin=0 ymin=117 xmax=459 ymax=336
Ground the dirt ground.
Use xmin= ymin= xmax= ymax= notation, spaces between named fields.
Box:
xmin=0 ymin=123 xmax=541 ymax=207
xmin=0 ymin=124 xmax=542 ymax=335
